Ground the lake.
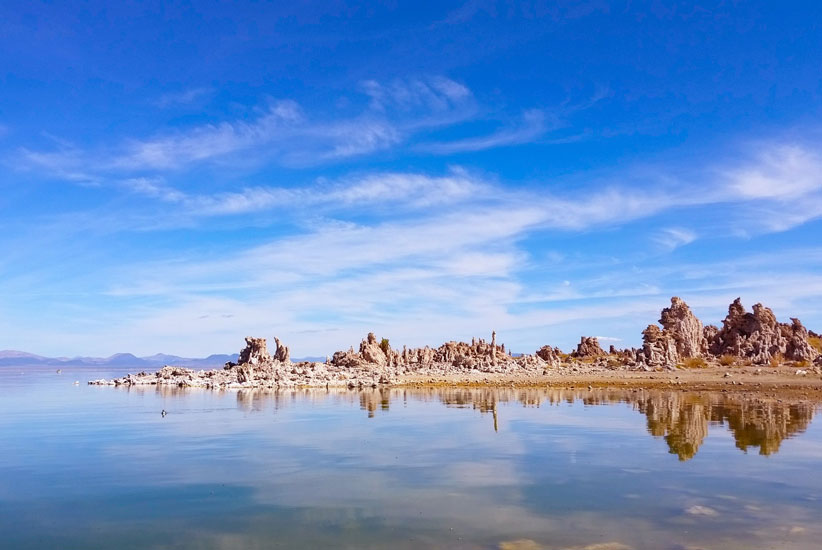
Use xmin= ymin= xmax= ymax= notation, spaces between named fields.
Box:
xmin=1 ymin=366 xmax=821 ymax=549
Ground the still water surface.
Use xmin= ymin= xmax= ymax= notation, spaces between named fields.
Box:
xmin=2 ymin=366 xmax=822 ymax=549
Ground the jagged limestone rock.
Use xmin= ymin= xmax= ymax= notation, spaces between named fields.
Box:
xmin=574 ymin=336 xmax=606 ymax=358
xmin=273 ymin=337 xmax=290 ymax=363
xmin=608 ymin=346 xmax=636 ymax=363
xmin=535 ymin=345 xmax=562 ymax=367
xmin=237 ymin=337 xmax=271 ymax=365
xmin=332 ymin=333 xmax=394 ymax=368
xmin=659 ymin=297 xmax=705 ymax=359
xmin=641 ymin=324 xmax=678 ymax=366
xmin=785 ymin=318 xmax=818 ymax=362
xmin=707 ymin=298 xmax=819 ymax=364
xmin=702 ymin=324 xmax=719 ymax=355
xmin=641 ymin=297 xmax=705 ymax=366
xmin=360 ymin=332 xmax=388 ymax=366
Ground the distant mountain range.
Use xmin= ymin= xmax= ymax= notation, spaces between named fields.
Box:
xmin=0 ymin=350 xmax=240 ymax=368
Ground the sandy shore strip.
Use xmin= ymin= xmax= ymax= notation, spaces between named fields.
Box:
xmin=396 ymin=365 xmax=822 ymax=396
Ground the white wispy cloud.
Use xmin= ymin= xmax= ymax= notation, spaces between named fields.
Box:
xmin=654 ymin=227 xmax=697 ymax=251
xmin=17 ymin=77 xmax=477 ymax=175
xmin=123 ymin=177 xmax=187 ymax=202
xmin=727 ymin=145 xmax=822 ymax=199
xmin=419 ymin=109 xmax=552 ymax=154
xmin=116 ymin=100 xmax=305 ymax=170
xmin=121 ymin=168 xmax=489 ymax=216
xmin=19 ymin=145 xmax=100 ymax=184
xmin=539 ymin=186 xmax=679 ymax=230
xmin=720 ymin=143 xmax=822 ymax=233
xmin=361 ymin=76 xmax=473 ymax=112
xmin=13 ymin=76 xmax=581 ymax=180
xmin=312 ymin=118 xmax=403 ymax=160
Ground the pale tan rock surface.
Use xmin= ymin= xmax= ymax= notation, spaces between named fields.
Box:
xmin=640 ymin=324 xmax=678 ymax=367
xmin=660 ymin=296 xmax=706 ymax=358
xmin=640 ymin=297 xmax=705 ymax=366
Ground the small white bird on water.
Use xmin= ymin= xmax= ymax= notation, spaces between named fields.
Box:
xmin=161 ymin=409 xmax=167 ymax=417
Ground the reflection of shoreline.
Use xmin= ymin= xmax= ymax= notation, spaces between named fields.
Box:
xmin=128 ymin=385 xmax=818 ymax=460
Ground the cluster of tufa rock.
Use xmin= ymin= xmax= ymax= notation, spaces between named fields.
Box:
xmin=90 ymin=331 xmax=560 ymax=389
xmin=639 ymin=297 xmax=821 ymax=367
xmin=89 ymin=296 xmax=821 ymax=389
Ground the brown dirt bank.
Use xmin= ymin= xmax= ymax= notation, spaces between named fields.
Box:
xmin=395 ymin=365 xmax=822 ymax=397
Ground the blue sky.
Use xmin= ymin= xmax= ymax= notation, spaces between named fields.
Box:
xmin=2 ymin=1 xmax=822 ymax=357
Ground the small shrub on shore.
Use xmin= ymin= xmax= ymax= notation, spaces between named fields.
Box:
xmin=810 ymin=337 xmax=822 ymax=354
xmin=769 ymin=353 xmax=784 ymax=367
xmin=682 ymin=357 xmax=707 ymax=369
xmin=379 ymin=338 xmax=391 ymax=355
xmin=719 ymin=354 xmax=736 ymax=366
xmin=795 ymin=360 xmax=810 ymax=369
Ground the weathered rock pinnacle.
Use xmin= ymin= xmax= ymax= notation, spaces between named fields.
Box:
xmin=237 ymin=337 xmax=271 ymax=365
xmin=574 ymin=337 xmax=606 ymax=358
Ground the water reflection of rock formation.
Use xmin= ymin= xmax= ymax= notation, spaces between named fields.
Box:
xmin=632 ymin=393 xmax=815 ymax=460
xmin=431 ymin=388 xmax=816 ymax=460
xmin=635 ymin=393 xmax=708 ymax=460
xmin=724 ymin=399 xmax=815 ymax=455
xmin=359 ymin=388 xmax=392 ymax=418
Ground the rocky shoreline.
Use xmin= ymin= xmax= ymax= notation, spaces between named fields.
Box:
xmin=89 ymin=297 xmax=822 ymax=390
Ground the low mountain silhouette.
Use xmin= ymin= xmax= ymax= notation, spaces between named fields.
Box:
xmin=0 ymin=350 xmax=239 ymax=368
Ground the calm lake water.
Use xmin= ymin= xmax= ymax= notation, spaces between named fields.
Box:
xmin=2 ymin=366 xmax=822 ymax=549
